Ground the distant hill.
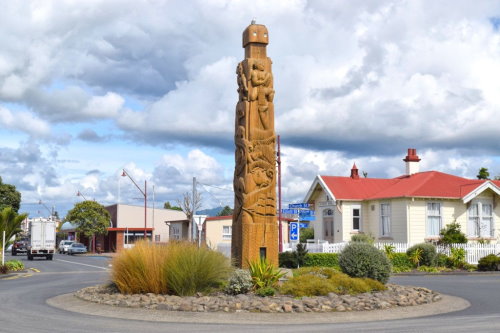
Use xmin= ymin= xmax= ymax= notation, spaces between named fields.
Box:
xmin=196 ymin=207 xmax=223 ymax=217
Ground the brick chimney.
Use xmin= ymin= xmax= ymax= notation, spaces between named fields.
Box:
xmin=350 ymin=163 xmax=360 ymax=179
xmin=403 ymin=148 xmax=421 ymax=176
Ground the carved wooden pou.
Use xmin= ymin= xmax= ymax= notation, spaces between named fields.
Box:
xmin=232 ymin=23 xmax=278 ymax=268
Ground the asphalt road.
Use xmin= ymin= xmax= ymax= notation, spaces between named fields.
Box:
xmin=1 ymin=253 xmax=500 ymax=332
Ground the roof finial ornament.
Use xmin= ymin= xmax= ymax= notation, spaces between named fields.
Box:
xmin=251 ymin=18 xmax=256 ymax=25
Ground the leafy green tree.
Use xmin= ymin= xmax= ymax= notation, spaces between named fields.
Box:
xmin=299 ymin=227 xmax=314 ymax=243
xmin=218 ymin=205 xmax=233 ymax=216
xmin=164 ymin=201 xmax=182 ymax=211
xmin=438 ymin=222 xmax=467 ymax=245
xmin=477 ymin=167 xmax=490 ymax=180
xmin=0 ymin=177 xmax=21 ymax=213
xmin=65 ymin=201 xmax=110 ymax=249
xmin=0 ymin=207 xmax=28 ymax=250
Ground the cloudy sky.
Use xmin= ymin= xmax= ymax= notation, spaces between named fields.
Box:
xmin=1 ymin=0 xmax=500 ymax=218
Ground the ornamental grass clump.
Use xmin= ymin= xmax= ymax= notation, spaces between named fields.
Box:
xmin=111 ymin=240 xmax=169 ymax=294
xmin=339 ymin=242 xmax=391 ymax=284
xmin=163 ymin=242 xmax=232 ymax=296
xmin=112 ymin=241 xmax=232 ymax=296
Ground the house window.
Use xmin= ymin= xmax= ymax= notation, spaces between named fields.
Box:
xmin=154 ymin=235 xmax=160 ymax=242
xmin=427 ymin=202 xmax=441 ymax=237
xmin=222 ymin=226 xmax=232 ymax=240
xmin=380 ymin=203 xmax=391 ymax=236
xmin=352 ymin=206 xmax=361 ymax=231
xmin=468 ymin=200 xmax=494 ymax=238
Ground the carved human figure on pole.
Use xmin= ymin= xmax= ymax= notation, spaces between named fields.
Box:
xmin=232 ymin=22 xmax=278 ymax=268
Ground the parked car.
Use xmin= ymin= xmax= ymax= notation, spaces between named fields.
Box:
xmin=11 ymin=237 xmax=29 ymax=256
xmin=58 ymin=240 xmax=74 ymax=254
xmin=67 ymin=243 xmax=87 ymax=255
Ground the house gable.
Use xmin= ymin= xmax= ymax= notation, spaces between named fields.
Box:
xmin=462 ymin=181 xmax=500 ymax=204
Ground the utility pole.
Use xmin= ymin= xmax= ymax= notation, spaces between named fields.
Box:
xmin=278 ymin=135 xmax=283 ymax=252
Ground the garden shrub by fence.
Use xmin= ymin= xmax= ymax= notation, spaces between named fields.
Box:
xmin=281 ymin=242 xmax=500 ymax=264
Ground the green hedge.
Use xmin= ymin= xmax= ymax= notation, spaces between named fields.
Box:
xmin=303 ymin=253 xmax=339 ymax=268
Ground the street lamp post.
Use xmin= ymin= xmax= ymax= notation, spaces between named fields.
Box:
xmin=76 ymin=190 xmax=88 ymax=201
xmin=121 ymin=169 xmax=148 ymax=240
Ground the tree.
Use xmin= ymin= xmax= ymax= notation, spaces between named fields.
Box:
xmin=477 ymin=167 xmax=490 ymax=180
xmin=177 ymin=191 xmax=202 ymax=241
xmin=299 ymin=227 xmax=314 ymax=243
xmin=65 ymin=201 xmax=110 ymax=251
xmin=0 ymin=176 xmax=21 ymax=213
xmin=0 ymin=207 xmax=27 ymax=250
xmin=164 ymin=201 xmax=182 ymax=211
xmin=218 ymin=205 xmax=234 ymax=216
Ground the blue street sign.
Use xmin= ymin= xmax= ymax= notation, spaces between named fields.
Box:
xmin=289 ymin=203 xmax=310 ymax=209
xmin=300 ymin=216 xmax=316 ymax=221
xmin=299 ymin=223 xmax=309 ymax=228
xmin=289 ymin=222 xmax=299 ymax=241
xmin=281 ymin=208 xmax=299 ymax=214
xmin=299 ymin=210 xmax=315 ymax=217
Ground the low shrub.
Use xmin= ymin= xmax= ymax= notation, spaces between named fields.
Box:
xmin=112 ymin=241 xmax=169 ymax=294
xmin=449 ymin=247 xmax=466 ymax=269
xmin=255 ymin=286 xmax=276 ymax=297
xmin=350 ymin=233 xmax=375 ymax=244
xmin=280 ymin=267 xmax=385 ymax=297
xmin=417 ymin=265 xmax=440 ymax=273
xmin=0 ymin=265 xmax=7 ymax=274
xmin=390 ymin=253 xmax=413 ymax=273
xmin=303 ymin=253 xmax=339 ymax=268
xmin=477 ymin=254 xmax=500 ymax=271
xmin=5 ymin=260 xmax=24 ymax=271
xmin=339 ymin=243 xmax=391 ymax=284
xmin=225 ymin=269 xmax=253 ymax=295
xmin=406 ymin=243 xmax=437 ymax=267
xmin=279 ymin=251 xmax=297 ymax=268
xmin=164 ymin=242 xmax=232 ymax=296
xmin=435 ymin=253 xmax=449 ymax=267
xmin=279 ymin=244 xmax=309 ymax=268
xmin=248 ymin=258 xmax=285 ymax=290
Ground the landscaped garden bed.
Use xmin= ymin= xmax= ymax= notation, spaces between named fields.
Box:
xmin=73 ymin=240 xmax=442 ymax=313
xmin=75 ymin=283 xmax=440 ymax=313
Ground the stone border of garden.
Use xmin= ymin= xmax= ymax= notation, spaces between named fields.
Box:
xmin=75 ymin=284 xmax=440 ymax=313
xmin=48 ymin=290 xmax=469 ymax=325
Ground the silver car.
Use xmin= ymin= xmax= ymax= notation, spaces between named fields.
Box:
xmin=67 ymin=243 xmax=87 ymax=255
xmin=58 ymin=240 xmax=74 ymax=254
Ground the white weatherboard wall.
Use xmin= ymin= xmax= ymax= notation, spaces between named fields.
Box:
xmin=115 ymin=204 xmax=186 ymax=242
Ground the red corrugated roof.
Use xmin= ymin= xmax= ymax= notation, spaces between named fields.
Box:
xmin=321 ymin=171 xmax=500 ymax=200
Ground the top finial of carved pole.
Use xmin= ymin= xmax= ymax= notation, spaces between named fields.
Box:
xmin=242 ymin=22 xmax=269 ymax=47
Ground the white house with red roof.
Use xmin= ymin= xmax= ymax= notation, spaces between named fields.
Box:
xmin=304 ymin=149 xmax=500 ymax=244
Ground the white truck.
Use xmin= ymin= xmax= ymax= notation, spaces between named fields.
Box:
xmin=27 ymin=218 xmax=56 ymax=260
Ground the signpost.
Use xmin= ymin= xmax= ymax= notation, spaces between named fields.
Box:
xmin=289 ymin=222 xmax=299 ymax=242
xmin=289 ymin=203 xmax=310 ymax=209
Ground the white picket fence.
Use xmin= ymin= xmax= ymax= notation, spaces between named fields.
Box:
xmin=282 ymin=241 xmax=500 ymax=264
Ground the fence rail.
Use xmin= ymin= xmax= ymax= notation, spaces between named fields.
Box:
xmin=281 ymin=242 xmax=500 ymax=264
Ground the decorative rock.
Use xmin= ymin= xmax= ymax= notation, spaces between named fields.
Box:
xmin=74 ymin=283 xmax=441 ymax=314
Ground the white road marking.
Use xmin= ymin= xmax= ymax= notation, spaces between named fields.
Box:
xmin=56 ymin=259 xmax=109 ymax=270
